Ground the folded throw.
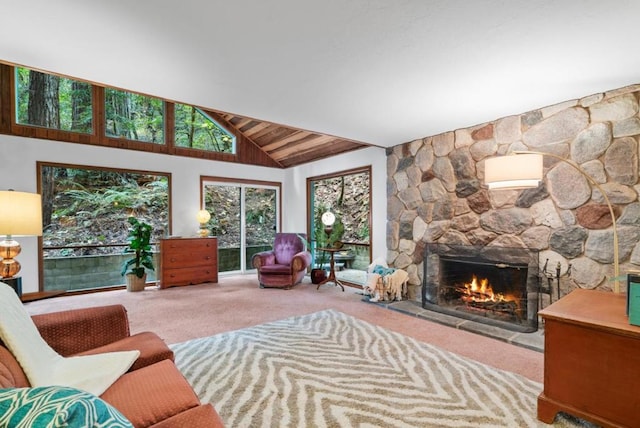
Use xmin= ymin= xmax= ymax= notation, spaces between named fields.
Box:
xmin=0 ymin=282 xmax=139 ymax=396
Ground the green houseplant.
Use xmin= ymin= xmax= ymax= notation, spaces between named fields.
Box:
xmin=120 ymin=216 xmax=155 ymax=291
xmin=302 ymin=207 xmax=345 ymax=284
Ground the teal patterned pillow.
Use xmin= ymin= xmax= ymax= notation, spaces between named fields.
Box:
xmin=0 ymin=386 xmax=133 ymax=427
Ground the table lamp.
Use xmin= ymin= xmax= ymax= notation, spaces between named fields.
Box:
xmin=321 ymin=210 xmax=335 ymax=246
xmin=0 ymin=190 xmax=43 ymax=279
xmin=196 ymin=209 xmax=211 ymax=237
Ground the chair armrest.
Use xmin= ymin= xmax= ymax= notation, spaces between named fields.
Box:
xmin=291 ymin=251 xmax=312 ymax=272
xmin=31 ymin=305 xmax=131 ymax=357
xmin=251 ymin=251 xmax=276 ymax=269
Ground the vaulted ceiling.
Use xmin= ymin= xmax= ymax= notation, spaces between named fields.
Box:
xmin=2 ymin=1 xmax=639 ymax=168
xmin=214 ymin=111 xmax=371 ymax=168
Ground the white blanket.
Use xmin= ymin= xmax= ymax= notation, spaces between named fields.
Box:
xmin=0 ymin=282 xmax=139 ymax=396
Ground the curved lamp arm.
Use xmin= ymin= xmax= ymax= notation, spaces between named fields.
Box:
xmin=489 ymin=150 xmax=621 ymax=293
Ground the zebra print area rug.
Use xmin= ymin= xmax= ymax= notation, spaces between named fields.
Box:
xmin=170 ymin=310 xmax=586 ymax=428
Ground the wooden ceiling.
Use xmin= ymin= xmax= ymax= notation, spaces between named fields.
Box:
xmin=215 ymin=111 xmax=373 ymax=169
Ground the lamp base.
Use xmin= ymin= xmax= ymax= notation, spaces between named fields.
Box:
xmin=0 ymin=238 xmax=22 ymax=278
xmin=1 ymin=276 xmax=22 ymax=298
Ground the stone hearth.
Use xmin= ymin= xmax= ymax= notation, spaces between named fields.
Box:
xmin=367 ymin=298 xmax=545 ymax=352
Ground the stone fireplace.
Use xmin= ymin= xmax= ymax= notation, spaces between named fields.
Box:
xmin=385 ymin=84 xmax=640 ymax=330
xmin=423 ymin=243 xmax=539 ymax=332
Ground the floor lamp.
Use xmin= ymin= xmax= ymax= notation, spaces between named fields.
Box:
xmin=0 ymin=190 xmax=43 ymax=295
xmin=484 ymin=151 xmax=621 ymax=294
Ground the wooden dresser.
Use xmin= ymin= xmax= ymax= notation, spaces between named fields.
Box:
xmin=538 ymin=288 xmax=640 ymax=427
xmin=159 ymin=237 xmax=218 ymax=289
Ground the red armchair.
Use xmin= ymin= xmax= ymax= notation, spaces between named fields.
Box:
xmin=0 ymin=304 xmax=223 ymax=427
xmin=251 ymin=233 xmax=312 ymax=289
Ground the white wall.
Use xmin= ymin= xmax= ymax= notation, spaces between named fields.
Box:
xmin=285 ymin=146 xmax=388 ymax=261
xmin=1 ymin=134 xmax=287 ymax=293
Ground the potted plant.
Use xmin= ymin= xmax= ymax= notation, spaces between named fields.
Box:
xmin=298 ymin=232 xmax=328 ymax=284
xmin=121 ymin=216 xmax=155 ymax=292
xmin=302 ymin=207 xmax=345 ymax=284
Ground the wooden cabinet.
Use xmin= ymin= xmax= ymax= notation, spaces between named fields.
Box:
xmin=538 ymin=289 xmax=640 ymax=427
xmin=159 ymin=237 xmax=218 ymax=289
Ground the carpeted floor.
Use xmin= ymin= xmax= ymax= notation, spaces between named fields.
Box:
xmin=25 ymin=275 xmax=545 ymax=383
xmin=170 ymin=309 xmax=589 ymax=428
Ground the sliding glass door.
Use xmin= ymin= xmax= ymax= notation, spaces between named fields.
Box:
xmin=202 ymin=179 xmax=279 ymax=274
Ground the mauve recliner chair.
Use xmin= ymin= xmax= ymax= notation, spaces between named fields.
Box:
xmin=251 ymin=233 xmax=311 ymax=289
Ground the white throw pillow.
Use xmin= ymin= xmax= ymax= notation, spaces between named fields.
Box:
xmin=0 ymin=282 xmax=139 ymax=396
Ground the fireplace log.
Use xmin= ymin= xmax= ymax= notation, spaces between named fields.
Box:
xmin=468 ymin=299 xmax=518 ymax=315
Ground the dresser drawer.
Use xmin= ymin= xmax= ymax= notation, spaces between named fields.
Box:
xmin=162 ymin=238 xmax=216 ymax=254
xmin=161 ymin=266 xmax=218 ymax=288
xmin=162 ymin=247 xmax=216 ymax=269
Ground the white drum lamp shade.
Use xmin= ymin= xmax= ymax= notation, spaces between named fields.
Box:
xmin=484 ymin=153 xmax=543 ymax=189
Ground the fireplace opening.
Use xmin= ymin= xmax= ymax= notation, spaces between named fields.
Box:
xmin=423 ymin=244 xmax=539 ymax=333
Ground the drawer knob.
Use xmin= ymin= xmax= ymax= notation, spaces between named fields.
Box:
xmin=170 ymin=258 xmax=176 ymax=262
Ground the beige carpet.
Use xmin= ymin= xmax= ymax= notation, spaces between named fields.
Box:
xmin=170 ymin=309 xmax=590 ymax=428
xmin=24 ymin=275 xmax=545 ymax=383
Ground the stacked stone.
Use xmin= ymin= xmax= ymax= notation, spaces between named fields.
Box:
xmin=387 ymin=85 xmax=640 ymax=301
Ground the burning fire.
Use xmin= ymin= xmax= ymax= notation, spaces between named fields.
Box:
xmin=461 ymin=274 xmax=507 ymax=303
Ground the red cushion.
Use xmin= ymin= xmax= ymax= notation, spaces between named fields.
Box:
xmin=150 ymin=404 xmax=225 ymax=428
xmin=0 ymin=346 xmax=29 ymax=388
xmin=100 ymin=360 xmax=200 ymax=427
xmin=75 ymin=332 xmax=174 ymax=372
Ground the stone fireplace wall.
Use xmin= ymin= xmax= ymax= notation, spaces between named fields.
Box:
xmin=386 ymin=84 xmax=640 ymax=301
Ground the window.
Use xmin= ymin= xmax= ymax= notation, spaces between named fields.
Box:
xmin=104 ymin=88 xmax=164 ymax=143
xmin=202 ymin=178 xmax=280 ymax=273
xmin=174 ymin=104 xmax=235 ymax=153
xmin=307 ymin=166 xmax=372 ymax=286
xmin=15 ymin=67 xmax=92 ymax=133
xmin=39 ymin=163 xmax=170 ymax=292
xmin=7 ymin=62 xmax=247 ymax=164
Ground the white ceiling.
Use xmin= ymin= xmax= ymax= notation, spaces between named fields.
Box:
xmin=2 ymin=0 xmax=639 ymax=148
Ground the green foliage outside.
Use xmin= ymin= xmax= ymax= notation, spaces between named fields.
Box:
xmin=15 ymin=66 xmax=235 ymax=155
xmin=174 ymin=104 xmax=235 ymax=153
xmin=309 ymin=205 xmax=345 ymax=269
xmin=15 ymin=67 xmax=92 ymax=133
xmin=105 ymin=88 xmax=164 ymax=143
xmin=43 ymin=166 xmax=169 ymax=257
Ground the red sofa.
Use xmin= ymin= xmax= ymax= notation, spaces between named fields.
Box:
xmin=0 ymin=304 xmax=224 ymax=428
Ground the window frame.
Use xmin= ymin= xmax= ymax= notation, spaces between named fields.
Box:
xmin=36 ymin=160 xmax=172 ymax=293
xmin=200 ymin=175 xmax=282 ymax=275
xmin=174 ymin=103 xmax=236 ymax=154
xmin=306 ymin=165 xmax=372 ymax=266
xmin=4 ymin=63 xmax=242 ymax=162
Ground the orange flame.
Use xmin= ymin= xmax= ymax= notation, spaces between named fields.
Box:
xmin=463 ymin=274 xmax=507 ymax=302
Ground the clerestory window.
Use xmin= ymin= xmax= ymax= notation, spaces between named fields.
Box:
xmin=174 ymin=104 xmax=235 ymax=153
xmin=104 ymin=88 xmax=165 ymax=143
xmin=15 ymin=67 xmax=93 ymax=133
xmin=10 ymin=62 xmax=239 ymax=158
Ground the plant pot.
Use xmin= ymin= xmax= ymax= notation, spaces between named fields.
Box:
xmin=126 ymin=273 xmax=147 ymax=292
xmin=310 ymin=268 xmax=327 ymax=284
